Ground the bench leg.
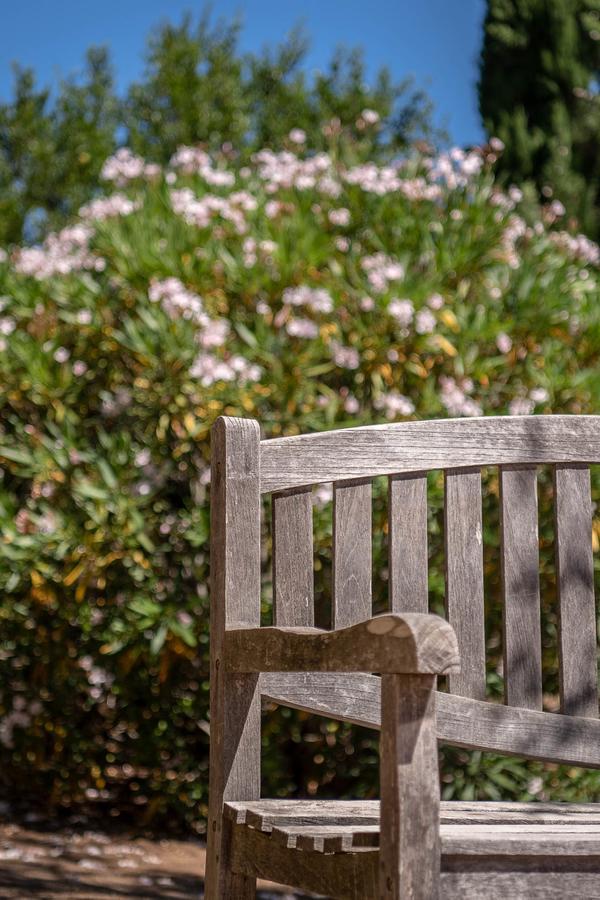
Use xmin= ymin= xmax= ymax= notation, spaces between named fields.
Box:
xmin=379 ymin=674 xmax=440 ymax=900
xmin=205 ymin=811 xmax=256 ymax=898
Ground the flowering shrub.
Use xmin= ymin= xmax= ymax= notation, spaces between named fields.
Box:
xmin=0 ymin=130 xmax=599 ymax=830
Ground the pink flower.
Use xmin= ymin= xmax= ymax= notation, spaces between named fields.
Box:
xmin=373 ymin=391 xmax=415 ymax=419
xmin=361 ymin=108 xmax=380 ymax=125
xmin=530 ymin=388 xmax=549 ymax=404
xmin=54 ymin=347 xmax=70 ymax=363
xmin=286 ymin=318 xmax=319 ymax=339
xmin=288 ymin=128 xmax=307 ymax=144
xmin=330 ymin=341 xmax=360 ymax=370
xmin=509 ymin=397 xmax=534 ymax=416
xmin=72 ymin=360 xmax=88 ymax=376
xmin=388 ymin=298 xmax=414 ymax=326
xmin=312 ymin=484 xmax=333 ymax=507
xmin=415 ymin=309 xmax=436 ymax=334
xmin=439 ymin=376 xmax=482 ymax=417
xmin=496 ymin=332 xmax=512 ymax=353
xmin=427 ymin=293 xmax=444 ymax=310
xmin=328 ymin=208 xmax=351 ymax=227
xmin=343 ymin=394 xmax=360 ymax=414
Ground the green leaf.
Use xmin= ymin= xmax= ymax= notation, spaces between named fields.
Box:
xmin=0 ymin=446 xmax=33 ymax=465
xmin=235 ymin=322 xmax=258 ymax=348
xmin=150 ymin=623 xmax=168 ymax=655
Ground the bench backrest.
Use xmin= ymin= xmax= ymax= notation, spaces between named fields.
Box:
xmin=212 ymin=415 xmax=600 ymax=769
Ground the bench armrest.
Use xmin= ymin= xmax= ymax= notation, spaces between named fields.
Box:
xmin=224 ymin=613 xmax=460 ymax=675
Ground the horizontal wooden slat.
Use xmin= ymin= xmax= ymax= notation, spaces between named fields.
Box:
xmin=226 ymin=799 xmax=600 ymax=829
xmin=226 ymin=800 xmax=600 ymax=856
xmin=225 ymin=799 xmax=381 ymax=828
xmin=261 ymin=673 xmax=600 ymax=768
xmin=259 ymin=416 xmax=600 ymax=493
xmin=231 ymin=819 xmax=600 ymax=900
xmin=225 ymin=613 xmax=460 ymax=675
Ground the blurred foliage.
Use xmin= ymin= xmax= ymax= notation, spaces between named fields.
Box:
xmin=479 ymin=0 xmax=600 ymax=239
xmin=0 ymin=9 xmax=436 ymax=247
xmin=0 ymin=123 xmax=599 ymax=832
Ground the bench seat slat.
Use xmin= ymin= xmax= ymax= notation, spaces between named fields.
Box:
xmin=225 ymin=801 xmax=600 ymax=855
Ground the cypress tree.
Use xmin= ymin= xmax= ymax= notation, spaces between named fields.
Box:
xmin=479 ymin=0 xmax=600 ymax=237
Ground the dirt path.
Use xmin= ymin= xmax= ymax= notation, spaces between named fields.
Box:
xmin=0 ymin=823 xmax=303 ymax=899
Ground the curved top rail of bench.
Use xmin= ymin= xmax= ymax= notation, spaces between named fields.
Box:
xmin=259 ymin=415 xmax=600 ymax=493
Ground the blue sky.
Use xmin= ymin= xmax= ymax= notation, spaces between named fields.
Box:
xmin=0 ymin=0 xmax=486 ymax=146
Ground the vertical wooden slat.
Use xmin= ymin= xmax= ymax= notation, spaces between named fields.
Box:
xmin=554 ymin=464 xmax=598 ymax=718
xmin=500 ymin=466 xmax=543 ymax=710
xmin=444 ymin=468 xmax=487 ymax=700
xmin=272 ymin=487 xmax=314 ymax=626
xmin=388 ymin=473 xmax=429 ymax=614
xmin=380 ymin=674 xmax=440 ymax=900
xmin=206 ymin=417 xmax=261 ymax=898
xmin=332 ymin=479 xmax=372 ymax=628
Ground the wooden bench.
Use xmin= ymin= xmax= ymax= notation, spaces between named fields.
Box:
xmin=205 ymin=415 xmax=600 ymax=899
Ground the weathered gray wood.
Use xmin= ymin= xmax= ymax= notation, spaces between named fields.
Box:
xmin=271 ymin=824 xmax=380 ymax=852
xmin=225 ymin=798 xmax=600 ymax=829
xmin=259 ymin=415 xmax=600 ymax=493
xmin=444 ymin=468 xmax=487 ymax=700
xmin=230 ymin=822 xmax=379 ymax=899
xmin=205 ymin=417 xmax=261 ymax=899
xmin=380 ymin=674 xmax=439 ymax=899
xmin=229 ymin=818 xmax=600 ymax=900
xmin=500 ymin=466 xmax=542 ymax=710
xmin=225 ymin=613 xmax=460 ymax=675
xmin=440 ymin=871 xmax=600 ymax=900
xmin=388 ymin=473 xmax=429 ymax=613
xmin=261 ymin=672 xmax=600 ymax=768
xmin=225 ymin=798 xmax=381 ymax=828
xmin=333 ymin=479 xmax=372 ymax=627
xmin=272 ymin=487 xmax=314 ymax=626
xmin=554 ymin=465 xmax=598 ymax=718
xmin=211 ymin=415 xmax=600 ymax=900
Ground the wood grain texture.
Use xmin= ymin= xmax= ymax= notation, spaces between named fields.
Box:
xmin=228 ymin=814 xmax=600 ymax=900
xmin=205 ymin=417 xmax=261 ymax=899
xmin=226 ymin=612 xmax=460 ymax=675
xmin=500 ymin=466 xmax=542 ymax=710
xmin=444 ymin=468 xmax=487 ymax=700
xmin=380 ymin=674 xmax=440 ymax=899
xmin=259 ymin=415 xmax=600 ymax=493
xmin=270 ymin=823 xmax=380 ymax=852
xmin=272 ymin=487 xmax=314 ymax=626
xmin=388 ymin=473 xmax=429 ymax=614
xmin=261 ymin=672 xmax=600 ymax=768
xmin=225 ymin=798 xmax=381 ymax=828
xmin=225 ymin=799 xmax=600 ymax=829
xmin=230 ymin=822 xmax=379 ymax=899
xmin=554 ymin=465 xmax=598 ymax=718
xmin=332 ymin=479 xmax=372 ymax=627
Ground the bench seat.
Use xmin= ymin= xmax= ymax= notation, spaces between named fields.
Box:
xmin=225 ymin=800 xmax=600 ymax=899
